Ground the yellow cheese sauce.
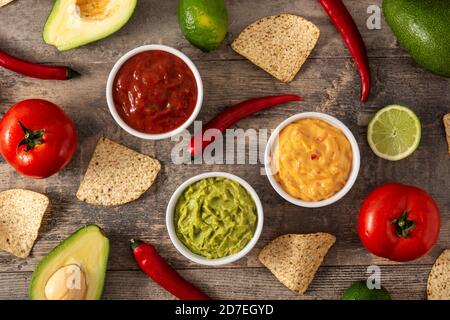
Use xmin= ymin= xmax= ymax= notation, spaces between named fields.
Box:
xmin=273 ymin=118 xmax=353 ymax=202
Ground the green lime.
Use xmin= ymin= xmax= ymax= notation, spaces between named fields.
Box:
xmin=178 ymin=0 xmax=228 ymax=52
xmin=342 ymin=281 xmax=391 ymax=300
xmin=367 ymin=104 xmax=421 ymax=161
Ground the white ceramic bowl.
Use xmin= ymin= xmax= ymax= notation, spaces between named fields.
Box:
xmin=106 ymin=44 xmax=203 ymax=140
xmin=166 ymin=172 xmax=264 ymax=266
xmin=265 ymin=112 xmax=360 ymax=208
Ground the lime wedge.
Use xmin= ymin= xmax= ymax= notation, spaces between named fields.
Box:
xmin=367 ymin=105 xmax=421 ymax=161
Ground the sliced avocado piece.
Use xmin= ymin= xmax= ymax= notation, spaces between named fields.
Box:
xmin=43 ymin=0 xmax=137 ymax=51
xmin=29 ymin=225 xmax=109 ymax=300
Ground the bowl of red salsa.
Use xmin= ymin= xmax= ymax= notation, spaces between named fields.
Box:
xmin=106 ymin=45 xmax=203 ymax=140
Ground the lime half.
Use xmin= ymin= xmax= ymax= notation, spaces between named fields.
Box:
xmin=368 ymin=105 xmax=421 ymax=161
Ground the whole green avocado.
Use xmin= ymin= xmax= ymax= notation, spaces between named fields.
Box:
xmin=383 ymin=0 xmax=450 ymax=77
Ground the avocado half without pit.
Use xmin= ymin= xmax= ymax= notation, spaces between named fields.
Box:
xmin=43 ymin=0 xmax=137 ymax=51
xmin=29 ymin=225 xmax=110 ymax=300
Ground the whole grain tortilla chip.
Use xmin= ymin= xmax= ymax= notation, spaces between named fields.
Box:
xmin=0 ymin=0 xmax=15 ymax=8
xmin=259 ymin=233 xmax=335 ymax=294
xmin=443 ymin=114 xmax=450 ymax=155
xmin=76 ymin=137 xmax=161 ymax=206
xmin=427 ymin=249 xmax=450 ymax=300
xmin=0 ymin=189 xmax=49 ymax=258
xmin=231 ymin=14 xmax=320 ymax=83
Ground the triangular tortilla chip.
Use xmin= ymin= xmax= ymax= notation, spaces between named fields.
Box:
xmin=0 ymin=0 xmax=15 ymax=8
xmin=443 ymin=114 xmax=450 ymax=155
xmin=77 ymin=137 xmax=161 ymax=206
xmin=232 ymin=14 xmax=320 ymax=82
xmin=427 ymin=249 xmax=450 ymax=300
xmin=0 ymin=189 xmax=49 ymax=258
xmin=259 ymin=233 xmax=335 ymax=294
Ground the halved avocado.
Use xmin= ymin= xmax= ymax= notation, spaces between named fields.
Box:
xmin=29 ymin=225 xmax=110 ymax=300
xmin=43 ymin=0 xmax=137 ymax=51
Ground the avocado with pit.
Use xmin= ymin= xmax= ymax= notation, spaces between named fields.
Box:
xmin=29 ymin=225 xmax=109 ymax=300
xmin=43 ymin=0 xmax=137 ymax=51
xmin=178 ymin=0 xmax=228 ymax=52
xmin=383 ymin=0 xmax=450 ymax=77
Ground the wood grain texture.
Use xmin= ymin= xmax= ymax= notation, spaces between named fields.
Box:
xmin=0 ymin=0 xmax=449 ymax=300
xmin=0 ymin=265 xmax=431 ymax=300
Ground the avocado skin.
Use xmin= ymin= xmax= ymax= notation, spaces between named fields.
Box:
xmin=383 ymin=0 xmax=450 ymax=77
xmin=29 ymin=225 xmax=109 ymax=300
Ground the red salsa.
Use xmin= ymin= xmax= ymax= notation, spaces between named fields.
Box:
xmin=113 ymin=50 xmax=198 ymax=134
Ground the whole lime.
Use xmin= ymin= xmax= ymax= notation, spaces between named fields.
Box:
xmin=342 ymin=281 xmax=391 ymax=300
xmin=178 ymin=0 xmax=228 ymax=52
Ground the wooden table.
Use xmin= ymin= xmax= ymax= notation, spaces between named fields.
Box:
xmin=0 ymin=0 xmax=448 ymax=300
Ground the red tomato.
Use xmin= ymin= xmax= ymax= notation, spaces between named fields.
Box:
xmin=358 ymin=183 xmax=440 ymax=262
xmin=0 ymin=99 xmax=77 ymax=178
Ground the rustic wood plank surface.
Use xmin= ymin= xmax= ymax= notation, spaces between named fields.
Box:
xmin=0 ymin=0 xmax=449 ymax=300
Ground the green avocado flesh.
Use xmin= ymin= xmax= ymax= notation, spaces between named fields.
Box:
xmin=178 ymin=0 xmax=228 ymax=52
xmin=174 ymin=177 xmax=257 ymax=259
xmin=342 ymin=281 xmax=391 ymax=300
xmin=383 ymin=0 xmax=450 ymax=77
xmin=43 ymin=0 xmax=137 ymax=51
xmin=29 ymin=225 xmax=109 ymax=300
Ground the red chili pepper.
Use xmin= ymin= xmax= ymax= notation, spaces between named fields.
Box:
xmin=0 ymin=49 xmax=79 ymax=80
xmin=318 ymin=0 xmax=371 ymax=102
xmin=188 ymin=94 xmax=302 ymax=158
xmin=131 ymin=239 xmax=210 ymax=300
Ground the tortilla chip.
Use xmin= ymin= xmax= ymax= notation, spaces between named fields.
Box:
xmin=231 ymin=14 xmax=320 ymax=83
xmin=0 ymin=0 xmax=15 ymax=7
xmin=77 ymin=137 xmax=161 ymax=206
xmin=0 ymin=189 xmax=49 ymax=258
xmin=443 ymin=114 xmax=450 ymax=155
xmin=427 ymin=249 xmax=450 ymax=300
xmin=259 ymin=233 xmax=335 ymax=294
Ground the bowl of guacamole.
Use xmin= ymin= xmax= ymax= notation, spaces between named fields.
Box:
xmin=166 ymin=172 xmax=264 ymax=266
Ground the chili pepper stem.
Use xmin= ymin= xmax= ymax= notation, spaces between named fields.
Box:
xmin=0 ymin=49 xmax=79 ymax=80
xmin=66 ymin=68 xmax=81 ymax=79
xmin=130 ymin=238 xmax=142 ymax=250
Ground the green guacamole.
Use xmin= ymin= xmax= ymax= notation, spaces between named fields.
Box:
xmin=174 ymin=177 xmax=257 ymax=259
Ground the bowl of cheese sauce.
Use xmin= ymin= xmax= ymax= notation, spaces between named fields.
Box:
xmin=265 ymin=112 xmax=360 ymax=208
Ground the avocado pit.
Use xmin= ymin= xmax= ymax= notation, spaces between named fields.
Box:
xmin=44 ymin=264 xmax=87 ymax=300
xmin=76 ymin=0 xmax=113 ymax=20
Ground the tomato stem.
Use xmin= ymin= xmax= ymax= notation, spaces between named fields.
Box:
xmin=18 ymin=121 xmax=45 ymax=151
xmin=392 ymin=211 xmax=416 ymax=238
